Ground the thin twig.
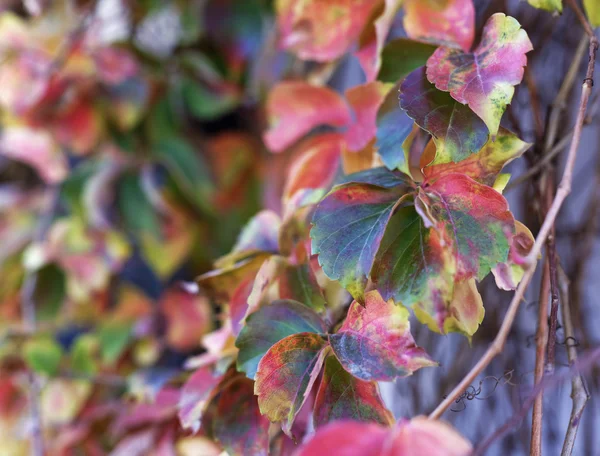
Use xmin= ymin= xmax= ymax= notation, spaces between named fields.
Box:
xmin=428 ymin=36 xmax=599 ymax=421
xmin=558 ymin=266 xmax=589 ymax=456
xmin=473 ymin=346 xmax=600 ymax=456
xmin=545 ymin=176 xmax=560 ymax=373
xmin=530 ymin=259 xmax=550 ymax=456
xmin=565 ymin=0 xmax=596 ymax=39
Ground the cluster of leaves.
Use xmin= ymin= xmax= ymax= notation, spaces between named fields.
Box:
xmin=2 ymin=0 xmax=599 ymax=455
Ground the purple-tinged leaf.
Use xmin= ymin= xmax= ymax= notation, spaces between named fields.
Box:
xmin=330 ymin=290 xmax=436 ymax=381
xmin=400 ymin=66 xmax=488 ymax=163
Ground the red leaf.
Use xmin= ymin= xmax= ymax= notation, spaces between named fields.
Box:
xmin=295 ymin=417 xmax=472 ymax=456
xmin=404 ymin=0 xmax=475 ymax=52
xmin=160 ymin=288 xmax=212 ymax=351
xmin=178 ymin=368 xmax=221 ymax=432
xmin=263 ymin=81 xmax=351 ymax=153
xmin=344 ymin=82 xmax=392 ymax=152
xmin=284 ymin=133 xmax=343 ymax=201
xmin=277 ymin=0 xmax=378 ymax=62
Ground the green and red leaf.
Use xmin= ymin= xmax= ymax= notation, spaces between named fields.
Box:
xmin=255 ymin=332 xmax=328 ymax=435
xmin=330 ymin=290 xmax=436 ymax=381
xmin=236 ymin=299 xmax=327 ymax=379
xmin=422 ymin=173 xmax=514 ymax=280
xmin=492 ymin=220 xmax=535 ymax=290
xmin=422 ymin=127 xmax=531 ymax=184
xmin=426 ymin=13 xmax=533 ymax=136
xmin=311 ymin=180 xmax=408 ymax=300
xmin=400 ymin=66 xmax=489 ymax=163
xmin=313 ymin=355 xmax=393 ymax=428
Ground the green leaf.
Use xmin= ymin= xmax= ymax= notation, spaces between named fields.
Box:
xmin=378 ymin=38 xmax=437 ymax=83
xmin=24 ymin=337 xmax=63 ymax=376
xmin=70 ymin=334 xmax=99 ymax=375
xmin=584 ymin=0 xmax=600 ymax=27
xmin=34 ymin=265 xmax=66 ymax=322
xmin=528 ymin=0 xmax=562 ymax=13
xmin=98 ymin=322 xmax=132 ymax=365
xmin=181 ymin=76 xmax=239 ymax=121
xmin=153 ymin=136 xmax=215 ymax=213
xmin=118 ymin=173 xmax=161 ymax=239
xmin=236 ymin=299 xmax=327 ymax=379
xmin=370 ymin=205 xmax=456 ymax=330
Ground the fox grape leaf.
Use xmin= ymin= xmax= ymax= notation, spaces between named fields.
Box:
xmin=421 ymin=173 xmax=514 ymax=280
xmin=329 ymin=290 xmax=436 ymax=381
xmin=422 ymin=127 xmax=531 ymax=184
xmin=311 ymin=180 xmax=408 ymax=301
xmin=236 ymin=299 xmax=327 ymax=379
xmin=295 ymin=417 xmax=473 ymax=456
xmin=263 ymin=81 xmax=351 ymax=152
xmin=276 ymin=0 xmax=378 ymax=62
xmin=313 ymin=355 xmax=393 ymax=428
xmin=404 ymin=0 xmax=475 ymax=52
xmin=426 ymin=13 xmax=533 ymax=136
xmin=528 ymin=0 xmax=562 ymax=12
xmin=400 ymin=66 xmax=489 ymax=163
xmin=211 ymin=375 xmax=270 ymax=456
xmin=345 ymin=82 xmax=393 ymax=152
xmin=254 ymin=332 xmax=328 ymax=436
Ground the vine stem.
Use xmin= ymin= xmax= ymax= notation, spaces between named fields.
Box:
xmin=558 ymin=266 xmax=589 ymax=456
xmin=428 ymin=36 xmax=599 ymax=421
xmin=530 ymin=258 xmax=550 ymax=456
